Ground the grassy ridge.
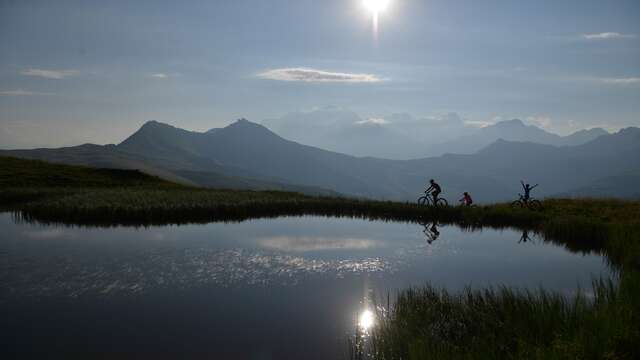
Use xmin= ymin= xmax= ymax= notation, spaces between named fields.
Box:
xmin=2 ymin=156 xmax=639 ymax=359
xmin=0 ymin=156 xmax=179 ymax=188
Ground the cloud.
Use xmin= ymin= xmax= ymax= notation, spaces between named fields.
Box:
xmin=150 ymin=73 xmax=169 ymax=79
xmin=526 ymin=116 xmax=553 ymax=130
xmin=21 ymin=68 xmax=79 ymax=79
xmin=0 ymin=89 xmax=51 ymax=96
xmin=464 ymin=120 xmax=493 ymax=128
xmin=356 ymin=117 xmax=390 ymax=125
xmin=582 ymin=32 xmax=635 ymax=40
xmin=601 ymin=77 xmax=640 ymax=85
xmin=257 ymin=67 xmax=382 ymax=83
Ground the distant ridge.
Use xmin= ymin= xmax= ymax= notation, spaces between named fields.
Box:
xmin=263 ymin=109 xmax=609 ymax=159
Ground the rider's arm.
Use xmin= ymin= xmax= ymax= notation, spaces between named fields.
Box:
xmin=531 ymin=184 xmax=539 ymax=189
xmin=425 ymin=185 xmax=433 ymax=193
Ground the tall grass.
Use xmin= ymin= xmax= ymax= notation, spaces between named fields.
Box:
xmin=362 ymin=278 xmax=637 ymax=360
xmin=3 ymin=186 xmax=549 ymax=228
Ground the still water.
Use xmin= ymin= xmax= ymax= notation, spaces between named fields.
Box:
xmin=0 ymin=214 xmax=610 ymax=359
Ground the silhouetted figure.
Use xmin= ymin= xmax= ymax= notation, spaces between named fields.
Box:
xmin=425 ymin=179 xmax=442 ymax=204
xmin=519 ymin=230 xmax=532 ymax=243
xmin=422 ymin=221 xmax=440 ymax=244
xmin=459 ymin=192 xmax=473 ymax=206
xmin=520 ymin=180 xmax=538 ymax=201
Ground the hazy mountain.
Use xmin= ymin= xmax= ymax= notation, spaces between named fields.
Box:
xmin=554 ymin=172 xmax=640 ymax=199
xmin=3 ymin=119 xmax=638 ymax=203
xmin=262 ymin=109 xmax=473 ymax=159
xmin=427 ymin=119 xmax=609 ymax=155
xmin=563 ymin=128 xmax=609 ymax=146
xmin=263 ymin=109 xmax=608 ymax=159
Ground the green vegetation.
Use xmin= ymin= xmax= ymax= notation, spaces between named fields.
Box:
xmin=0 ymin=155 xmax=179 ymax=188
xmin=2 ymin=156 xmax=639 ymax=359
xmin=359 ymin=200 xmax=640 ymax=360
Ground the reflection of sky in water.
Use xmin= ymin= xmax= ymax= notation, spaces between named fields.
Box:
xmin=0 ymin=215 xmax=611 ymax=299
xmin=0 ymin=214 xmax=613 ymax=358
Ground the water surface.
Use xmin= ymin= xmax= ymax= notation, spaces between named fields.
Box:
xmin=0 ymin=214 xmax=610 ymax=359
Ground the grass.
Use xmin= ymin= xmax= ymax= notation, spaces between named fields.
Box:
xmin=357 ymin=201 xmax=640 ymax=360
xmin=2 ymin=155 xmax=640 ymax=359
xmin=366 ymin=279 xmax=638 ymax=360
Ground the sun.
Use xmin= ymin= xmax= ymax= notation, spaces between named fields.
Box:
xmin=363 ymin=0 xmax=391 ymax=15
xmin=363 ymin=0 xmax=391 ymax=39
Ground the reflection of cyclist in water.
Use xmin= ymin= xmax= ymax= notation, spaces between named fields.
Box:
xmin=519 ymin=230 xmax=532 ymax=243
xmin=421 ymin=221 xmax=440 ymax=244
xmin=520 ymin=180 xmax=538 ymax=201
xmin=425 ymin=179 xmax=442 ymax=204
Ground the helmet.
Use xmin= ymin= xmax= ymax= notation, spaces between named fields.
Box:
xmin=429 ymin=179 xmax=434 ymax=183
xmin=464 ymin=192 xmax=468 ymax=195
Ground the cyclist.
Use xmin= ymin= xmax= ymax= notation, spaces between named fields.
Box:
xmin=459 ymin=192 xmax=473 ymax=206
xmin=425 ymin=179 xmax=442 ymax=204
xmin=520 ymin=180 xmax=538 ymax=201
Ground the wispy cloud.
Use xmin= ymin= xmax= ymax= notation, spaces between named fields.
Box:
xmin=464 ymin=120 xmax=493 ymax=128
xmin=356 ymin=117 xmax=390 ymax=125
xmin=582 ymin=32 xmax=635 ymax=40
xmin=526 ymin=116 xmax=553 ymax=130
xmin=0 ymin=89 xmax=51 ymax=96
xmin=601 ymin=77 xmax=640 ymax=85
xmin=21 ymin=68 xmax=79 ymax=79
xmin=150 ymin=73 xmax=169 ymax=79
xmin=257 ymin=68 xmax=382 ymax=83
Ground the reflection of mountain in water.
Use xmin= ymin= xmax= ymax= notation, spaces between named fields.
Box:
xmin=0 ymin=248 xmax=395 ymax=299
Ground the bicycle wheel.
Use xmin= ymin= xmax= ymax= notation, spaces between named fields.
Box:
xmin=511 ymin=200 xmax=524 ymax=208
xmin=529 ymin=200 xmax=543 ymax=211
xmin=417 ymin=196 xmax=429 ymax=205
xmin=436 ymin=198 xmax=449 ymax=207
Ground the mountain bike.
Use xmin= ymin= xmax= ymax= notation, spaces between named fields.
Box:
xmin=511 ymin=194 xmax=543 ymax=211
xmin=417 ymin=191 xmax=449 ymax=207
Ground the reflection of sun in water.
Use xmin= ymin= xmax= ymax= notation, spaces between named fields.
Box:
xmin=363 ymin=0 xmax=392 ymax=39
xmin=358 ymin=309 xmax=375 ymax=330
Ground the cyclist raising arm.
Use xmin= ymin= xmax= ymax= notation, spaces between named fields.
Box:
xmin=520 ymin=180 xmax=538 ymax=201
xmin=425 ymin=179 xmax=442 ymax=204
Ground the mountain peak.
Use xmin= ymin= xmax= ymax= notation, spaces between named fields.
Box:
xmin=212 ymin=118 xmax=282 ymax=140
xmin=141 ymin=119 xmax=162 ymax=127
xmin=227 ymin=118 xmax=261 ymax=129
xmin=137 ymin=120 xmax=177 ymax=132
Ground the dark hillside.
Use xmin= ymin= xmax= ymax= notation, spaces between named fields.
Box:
xmin=0 ymin=156 xmax=179 ymax=188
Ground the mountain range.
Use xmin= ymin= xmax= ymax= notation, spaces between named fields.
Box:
xmin=2 ymin=118 xmax=639 ymax=203
xmin=262 ymin=109 xmax=609 ymax=159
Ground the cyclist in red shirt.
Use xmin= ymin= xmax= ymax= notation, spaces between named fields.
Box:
xmin=459 ymin=192 xmax=473 ymax=206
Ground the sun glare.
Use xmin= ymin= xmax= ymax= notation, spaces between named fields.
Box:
xmin=363 ymin=0 xmax=391 ymax=39
xmin=363 ymin=0 xmax=391 ymax=15
xmin=358 ymin=309 xmax=375 ymax=330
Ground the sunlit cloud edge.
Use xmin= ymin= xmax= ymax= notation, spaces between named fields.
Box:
xmin=257 ymin=67 xmax=384 ymax=83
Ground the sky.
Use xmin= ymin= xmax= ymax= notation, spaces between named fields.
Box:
xmin=1 ymin=0 xmax=639 ymax=148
